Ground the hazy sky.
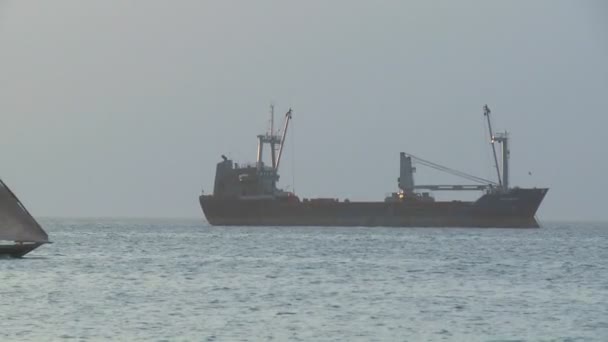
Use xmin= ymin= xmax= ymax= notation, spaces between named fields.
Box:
xmin=1 ymin=1 xmax=606 ymax=220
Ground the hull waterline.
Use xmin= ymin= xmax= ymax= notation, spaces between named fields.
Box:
xmin=200 ymin=188 xmax=548 ymax=228
xmin=0 ymin=242 xmax=46 ymax=258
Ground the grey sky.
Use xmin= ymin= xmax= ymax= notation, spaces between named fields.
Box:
xmin=1 ymin=1 xmax=606 ymax=220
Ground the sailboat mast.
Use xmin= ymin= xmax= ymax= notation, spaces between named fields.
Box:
xmin=484 ymin=105 xmax=503 ymax=188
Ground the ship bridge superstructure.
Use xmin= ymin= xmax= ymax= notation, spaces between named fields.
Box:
xmin=212 ymin=106 xmax=293 ymax=198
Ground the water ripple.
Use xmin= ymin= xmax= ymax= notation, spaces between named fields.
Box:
xmin=0 ymin=219 xmax=606 ymax=341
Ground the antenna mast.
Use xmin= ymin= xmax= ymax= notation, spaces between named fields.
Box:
xmin=269 ymin=104 xmax=277 ymax=169
xmin=270 ymin=103 xmax=275 ymax=136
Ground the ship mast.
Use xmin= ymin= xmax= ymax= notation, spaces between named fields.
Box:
xmin=483 ymin=105 xmax=509 ymax=190
xmin=256 ymin=106 xmax=293 ymax=174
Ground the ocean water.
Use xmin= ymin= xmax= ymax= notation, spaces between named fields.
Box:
xmin=1 ymin=219 xmax=607 ymax=341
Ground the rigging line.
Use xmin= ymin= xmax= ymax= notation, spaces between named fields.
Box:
xmin=414 ymin=156 xmax=495 ymax=184
xmin=415 ymin=162 xmax=484 ymax=183
xmin=408 ymin=155 xmax=494 ymax=184
xmin=406 ymin=153 xmax=498 ymax=185
xmin=414 ymin=161 xmax=493 ymax=185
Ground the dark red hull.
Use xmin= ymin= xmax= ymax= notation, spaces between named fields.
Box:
xmin=200 ymin=188 xmax=548 ymax=228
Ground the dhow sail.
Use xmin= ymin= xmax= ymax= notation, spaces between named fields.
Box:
xmin=0 ymin=179 xmax=48 ymax=243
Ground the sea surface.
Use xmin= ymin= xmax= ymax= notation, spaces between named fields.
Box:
xmin=1 ymin=219 xmax=607 ymax=341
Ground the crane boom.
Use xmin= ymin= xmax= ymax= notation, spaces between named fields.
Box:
xmin=484 ymin=105 xmax=503 ymax=188
xmin=275 ymin=109 xmax=292 ymax=172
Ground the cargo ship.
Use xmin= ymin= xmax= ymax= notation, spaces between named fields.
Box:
xmin=200 ymin=105 xmax=547 ymax=228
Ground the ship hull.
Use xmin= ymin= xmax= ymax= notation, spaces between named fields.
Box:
xmin=0 ymin=242 xmax=45 ymax=258
xmin=200 ymin=188 xmax=548 ymax=228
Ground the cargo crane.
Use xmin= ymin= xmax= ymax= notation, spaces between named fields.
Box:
xmin=275 ymin=108 xmax=293 ymax=172
xmin=398 ymin=152 xmax=497 ymax=195
xmin=399 ymin=105 xmax=510 ymax=195
xmin=483 ymin=104 xmax=510 ymax=190
xmin=256 ymin=105 xmax=293 ymax=173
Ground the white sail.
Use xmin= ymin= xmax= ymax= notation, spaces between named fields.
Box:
xmin=0 ymin=179 xmax=49 ymax=243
